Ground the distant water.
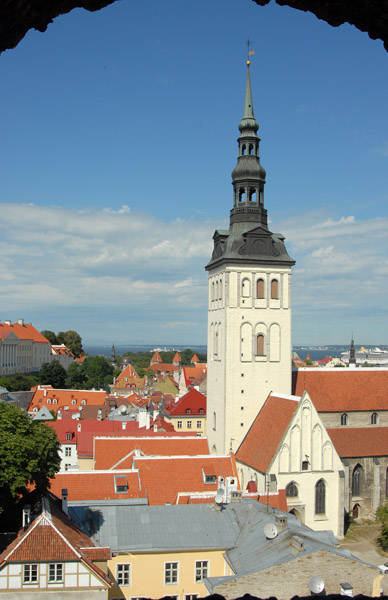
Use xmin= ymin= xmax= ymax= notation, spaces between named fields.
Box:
xmin=84 ymin=344 xmax=208 ymax=357
xmin=84 ymin=344 xmax=344 ymax=361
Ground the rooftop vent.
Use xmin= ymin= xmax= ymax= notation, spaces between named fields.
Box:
xmin=291 ymin=535 xmax=304 ymax=554
xmin=340 ymin=582 xmax=353 ymax=597
xmin=275 ymin=514 xmax=288 ymax=532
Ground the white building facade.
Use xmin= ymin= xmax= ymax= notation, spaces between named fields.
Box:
xmin=206 ymin=65 xmax=295 ymax=455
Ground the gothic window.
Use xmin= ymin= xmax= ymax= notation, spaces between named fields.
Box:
xmin=213 ymin=411 xmax=216 ymax=431
xmin=271 ymin=279 xmax=279 ymax=299
xmin=352 ymin=465 xmax=362 ymax=497
xmin=302 ymin=460 xmax=309 ymax=471
xmin=256 ymin=278 xmax=264 ymax=299
xmin=286 ymin=482 xmax=298 ymax=498
xmin=256 ymin=334 xmax=264 ymax=356
xmin=371 ymin=412 xmax=378 ymax=425
xmin=341 ymin=413 xmax=348 ymax=426
xmin=315 ymin=479 xmax=326 ymax=515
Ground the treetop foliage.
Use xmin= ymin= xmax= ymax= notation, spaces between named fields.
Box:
xmin=0 ymin=403 xmax=60 ymax=524
xmin=40 ymin=329 xmax=83 ymax=358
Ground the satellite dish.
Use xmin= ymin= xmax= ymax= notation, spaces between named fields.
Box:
xmin=215 ymin=488 xmax=224 ymax=505
xmin=309 ymin=576 xmax=325 ymax=594
xmin=264 ymin=523 xmax=278 ymax=539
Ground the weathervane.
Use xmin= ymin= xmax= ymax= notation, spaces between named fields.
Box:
xmin=246 ymin=38 xmax=255 ymax=67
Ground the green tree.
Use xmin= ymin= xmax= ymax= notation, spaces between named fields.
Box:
xmin=39 ymin=361 xmax=67 ymax=388
xmin=0 ymin=374 xmax=39 ymax=392
xmin=66 ymin=362 xmax=87 ymax=389
xmin=376 ymin=502 xmax=388 ymax=549
xmin=40 ymin=330 xmax=58 ymax=345
xmin=0 ymin=403 xmax=60 ymax=525
xmin=82 ymin=356 xmax=114 ymax=389
xmin=59 ymin=330 xmax=83 ymax=358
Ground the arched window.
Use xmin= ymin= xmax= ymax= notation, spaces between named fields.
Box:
xmin=239 ymin=188 xmax=246 ymax=202
xmin=213 ymin=411 xmax=216 ymax=431
xmin=352 ymin=465 xmax=362 ymax=497
xmin=271 ymin=279 xmax=279 ymax=299
xmin=249 ymin=188 xmax=256 ymax=202
xmin=256 ymin=278 xmax=264 ymax=299
xmin=371 ymin=412 xmax=378 ymax=425
xmin=241 ymin=145 xmax=246 ymax=156
xmin=286 ymin=482 xmax=298 ymax=498
xmin=315 ymin=479 xmax=326 ymax=515
xmin=341 ymin=413 xmax=348 ymax=426
xmin=241 ymin=278 xmax=250 ymax=298
xmin=248 ymin=144 xmax=254 ymax=155
xmin=256 ymin=334 xmax=264 ymax=356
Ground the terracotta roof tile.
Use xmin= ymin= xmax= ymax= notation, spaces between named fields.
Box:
xmin=50 ymin=470 xmax=145 ymax=501
xmin=150 ymin=351 xmax=162 ymax=363
xmin=94 ymin=436 xmax=209 ymax=470
xmin=327 ymin=427 xmax=388 ymax=457
xmin=164 ymin=389 xmax=206 ymax=417
xmin=115 ymin=363 xmax=140 ymax=382
xmin=132 ymin=454 xmax=238 ymax=505
xmin=293 ymin=368 xmax=388 ymax=411
xmin=236 ymin=394 xmax=300 ymax=473
xmin=183 ymin=365 xmax=207 ymax=387
xmin=29 ymin=388 xmax=108 ymax=413
xmin=0 ymin=322 xmax=50 ymax=343
xmin=173 ymin=352 xmax=181 ymax=362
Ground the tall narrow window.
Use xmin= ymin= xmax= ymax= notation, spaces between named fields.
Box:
xmin=256 ymin=278 xmax=264 ymax=299
xmin=315 ymin=479 xmax=326 ymax=515
xmin=341 ymin=413 xmax=348 ymax=426
xmin=371 ymin=412 xmax=378 ymax=425
xmin=256 ymin=334 xmax=264 ymax=356
xmin=241 ymin=278 xmax=250 ymax=297
xmin=239 ymin=188 xmax=246 ymax=202
xmin=352 ymin=465 xmax=361 ymax=497
xmin=165 ymin=562 xmax=179 ymax=584
xmin=271 ymin=279 xmax=279 ymax=299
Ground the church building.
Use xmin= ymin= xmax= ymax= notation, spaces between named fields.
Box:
xmin=206 ymin=61 xmax=295 ymax=454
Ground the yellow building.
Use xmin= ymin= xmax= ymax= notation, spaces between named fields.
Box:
xmin=163 ymin=389 xmax=207 ymax=437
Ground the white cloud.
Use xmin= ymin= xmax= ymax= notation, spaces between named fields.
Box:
xmin=1 ymin=202 xmax=387 ymax=344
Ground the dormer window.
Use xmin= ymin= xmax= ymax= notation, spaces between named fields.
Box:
xmin=46 ymin=398 xmax=51 ymax=404
xmin=81 ymin=399 xmax=86 ymax=405
xmin=66 ymin=433 xmax=72 ymax=441
xmin=204 ymin=475 xmax=216 ymax=484
xmin=114 ymin=475 xmax=128 ymax=494
xmin=185 ymin=408 xmax=191 ymax=414
xmin=53 ymin=399 xmax=57 ymax=404
xmin=71 ymin=399 xmax=76 ymax=405
xmin=199 ymin=408 xmax=204 ymax=414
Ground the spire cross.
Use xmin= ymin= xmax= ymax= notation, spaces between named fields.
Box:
xmin=245 ymin=38 xmax=255 ymax=67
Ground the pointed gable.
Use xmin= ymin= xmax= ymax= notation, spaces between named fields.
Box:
xmin=191 ymin=353 xmax=199 ymax=363
xmin=236 ymin=393 xmax=300 ymax=473
xmin=116 ymin=363 xmax=139 ymax=382
xmin=173 ymin=352 xmax=181 ymax=363
xmin=150 ymin=351 xmax=162 ymax=364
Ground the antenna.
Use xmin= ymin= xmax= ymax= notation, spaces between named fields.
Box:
xmin=264 ymin=523 xmax=278 ymax=539
xmin=309 ymin=576 xmax=325 ymax=595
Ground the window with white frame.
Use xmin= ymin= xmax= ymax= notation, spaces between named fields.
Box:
xmin=49 ymin=563 xmax=63 ymax=582
xmin=165 ymin=561 xmax=179 ymax=584
xmin=116 ymin=563 xmax=131 ymax=586
xmin=187 ymin=420 xmax=192 ymax=429
xmin=195 ymin=560 xmax=208 ymax=582
xmin=65 ymin=447 xmax=71 ymax=457
xmin=66 ymin=432 xmax=72 ymax=441
xmin=64 ymin=463 xmax=71 ymax=471
xmin=196 ymin=421 xmax=202 ymax=428
xmin=177 ymin=421 xmax=182 ymax=429
xmin=23 ymin=564 xmax=38 ymax=583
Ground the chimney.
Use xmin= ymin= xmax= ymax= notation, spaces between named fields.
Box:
xmin=5 ymin=320 xmax=11 ymax=326
xmin=122 ymin=421 xmax=127 ymax=430
xmin=275 ymin=514 xmax=288 ymax=533
xmin=291 ymin=535 xmax=304 ymax=554
xmin=57 ymin=409 xmax=62 ymax=420
xmin=18 ymin=318 xmax=24 ymax=326
xmin=340 ymin=582 xmax=353 ymax=597
xmin=146 ymin=412 xmax=150 ymax=430
xmin=22 ymin=505 xmax=31 ymax=528
xmin=77 ymin=423 xmax=81 ymax=432
xmin=62 ymin=489 xmax=68 ymax=515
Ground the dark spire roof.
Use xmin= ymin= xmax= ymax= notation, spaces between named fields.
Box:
xmin=206 ymin=62 xmax=294 ymax=271
xmin=349 ymin=334 xmax=356 ymax=365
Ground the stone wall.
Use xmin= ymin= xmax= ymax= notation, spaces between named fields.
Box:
xmin=212 ymin=549 xmax=382 ymax=600
xmin=320 ymin=410 xmax=388 ymax=428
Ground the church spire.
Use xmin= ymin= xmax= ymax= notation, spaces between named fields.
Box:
xmin=230 ymin=58 xmax=267 ymax=228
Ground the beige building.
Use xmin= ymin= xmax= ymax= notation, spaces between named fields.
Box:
xmin=236 ymin=391 xmax=345 ymax=538
xmin=0 ymin=319 xmax=51 ymax=376
xmin=206 ymin=66 xmax=294 ymax=455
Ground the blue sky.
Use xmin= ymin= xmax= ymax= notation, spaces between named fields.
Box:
xmin=1 ymin=0 xmax=387 ymax=346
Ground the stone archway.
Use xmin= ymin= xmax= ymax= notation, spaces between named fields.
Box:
xmin=289 ymin=507 xmax=304 ymax=523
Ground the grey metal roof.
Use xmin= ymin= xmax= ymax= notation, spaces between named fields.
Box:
xmin=69 ymin=502 xmax=245 ymax=553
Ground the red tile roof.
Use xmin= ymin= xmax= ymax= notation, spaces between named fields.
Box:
xmin=94 ymin=436 xmax=209 ymax=470
xmin=182 ymin=365 xmax=207 ymax=388
xmin=293 ymin=368 xmax=388 ymax=411
xmin=51 ymin=345 xmax=74 ymax=357
xmin=0 ymin=322 xmax=50 ymax=343
xmin=236 ymin=394 xmax=300 ymax=473
xmin=0 ymin=496 xmax=111 ymax=587
xmin=132 ymin=454 xmax=238 ymax=505
xmin=257 ymin=490 xmax=288 ymax=512
xmin=164 ymin=388 xmax=206 ymax=417
xmin=115 ymin=363 xmax=140 ymax=382
xmin=150 ymin=351 xmax=162 ymax=363
xmin=191 ymin=354 xmax=199 ymax=363
xmin=173 ymin=352 xmax=181 ymax=362
xmin=50 ymin=470 xmax=145 ymax=501
xmin=148 ymin=363 xmax=179 ymax=374
xmin=327 ymin=427 xmax=388 ymax=457
xmin=29 ymin=388 xmax=108 ymax=413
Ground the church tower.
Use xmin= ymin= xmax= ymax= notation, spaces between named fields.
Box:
xmin=206 ymin=60 xmax=295 ymax=455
